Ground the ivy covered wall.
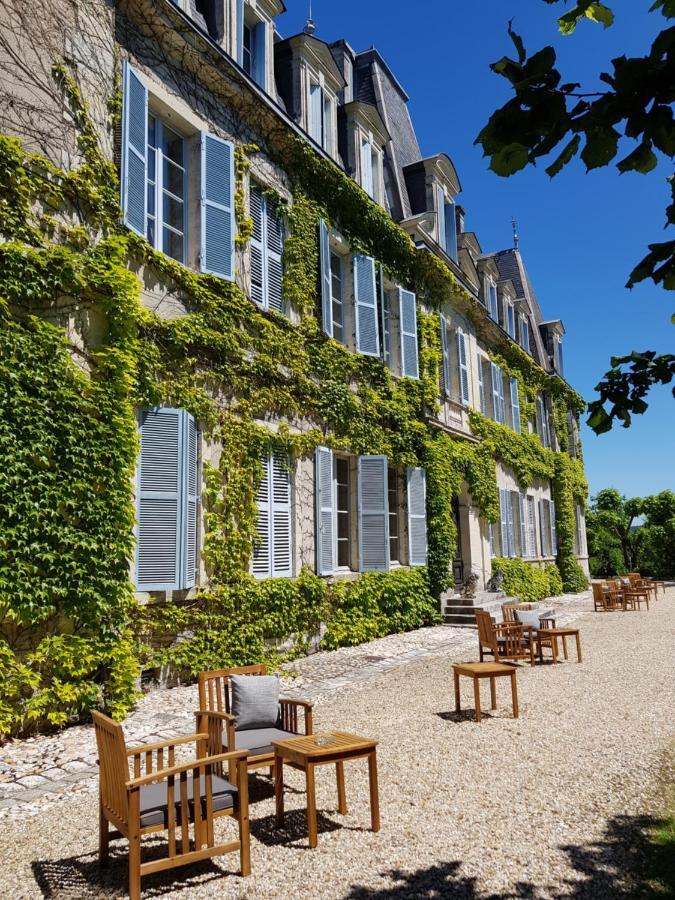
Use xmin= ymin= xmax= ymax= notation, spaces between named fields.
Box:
xmin=0 ymin=35 xmax=587 ymax=735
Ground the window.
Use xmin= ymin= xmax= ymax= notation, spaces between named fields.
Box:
xmin=238 ymin=2 xmax=266 ymax=88
xmin=526 ymin=495 xmax=537 ymax=558
xmin=491 ymin=363 xmax=506 ymax=424
xmin=253 ymin=450 xmax=292 ymax=578
xmin=250 ymin=185 xmax=284 ymax=312
xmin=538 ymin=498 xmax=557 ymax=558
xmin=388 ymin=467 xmax=400 ymax=563
xmin=381 ymin=289 xmax=392 ymax=368
xmin=121 ymin=63 xmax=234 ymax=278
xmin=353 ymin=254 xmax=380 ymax=356
xmin=336 ymin=457 xmax=351 ymax=568
xmin=488 ymin=281 xmax=499 ymax=322
xmin=440 ymin=315 xmax=451 ymax=399
xmin=361 ymin=139 xmax=374 ymax=197
xmin=330 ymin=253 xmax=344 ymax=343
xmin=242 ymin=21 xmax=253 ymax=74
xmin=456 ymin=327 xmax=470 ymax=405
xmin=567 ymin=411 xmax=578 ymax=459
xmin=436 ymin=186 xmax=458 ymax=262
xmin=477 ymin=353 xmax=486 ymax=413
xmin=509 ymin=377 xmax=521 ymax=433
xmin=536 ymin=393 xmax=551 ymax=448
xmin=505 ymin=302 xmax=516 ymax=339
xmin=499 ymin=488 xmax=516 ymax=558
xmin=519 ymin=314 xmax=530 ymax=354
xmin=399 ymin=288 xmax=419 ymax=379
xmin=147 ymin=115 xmax=186 ymax=263
xmin=309 ymin=82 xmax=333 ymax=153
xmin=135 ymin=408 xmax=199 ymax=591
xmin=554 ymin=337 xmax=564 ymax=376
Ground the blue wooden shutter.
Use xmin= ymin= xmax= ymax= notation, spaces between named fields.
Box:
xmin=381 ymin=290 xmax=391 ymax=367
xmin=319 ymin=219 xmax=332 ymax=337
xmin=436 ymin=185 xmax=446 ymax=250
xmin=407 ymin=467 xmax=427 ymax=566
xmin=181 ymin=413 xmax=199 ymax=589
xmin=250 ymin=186 xmax=264 ymax=306
xmin=136 ymin=408 xmax=182 ymax=590
xmin=353 ymin=254 xmax=379 ymax=356
xmin=200 ymin=132 xmax=234 ymax=280
xmin=253 ymin=21 xmax=266 ymax=88
xmin=358 ymin=455 xmax=389 ymax=572
xmin=252 ymin=452 xmax=271 ymax=578
xmin=489 ymin=283 xmax=499 ymax=321
xmin=491 ymin=363 xmax=502 ymax=423
xmin=265 ymin=199 xmax=284 ymax=313
xmin=361 ymin=140 xmax=373 ymax=196
xmin=518 ymin=493 xmax=527 ymax=558
xmin=271 ymin=451 xmax=292 ymax=577
xmin=477 ymin=353 xmax=486 ymax=413
xmin=236 ymin=0 xmax=245 ymax=65
xmin=538 ymin=498 xmax=548 ymax=557
xmin=457 ymin=327 xmax=469 ymax=405
xmin=445 ymin=200 xmax=458 ymax=262
xmin=310 ymin=82 xmax=323 ymax=144
xmin=521 ymin=315 xmax=530 ymax=353
xmin=121 ymin=62 xmax=147 ymax=237
xmin=441 ymin=314 xmax=451 ymax=398
xmin=510 ymin=376 xmax=521 ymax=433
xmin=315 ymin=446 xmax=335 ymax=576
xmin=506 ymin=491 xmax=515 ymax=557
xmin=550 ymin=499 xmax=558 ymax=557
xmin=399 ymin=288 xmax=419 ymax=379
xmin=527 ymin=496 xmax=537 ymax=557
xmin=499 ymin=489 xmax=509 ymax=558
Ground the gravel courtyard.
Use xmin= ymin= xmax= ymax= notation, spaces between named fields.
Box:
xmin=1 ymin=588 xmax=673 ymax=899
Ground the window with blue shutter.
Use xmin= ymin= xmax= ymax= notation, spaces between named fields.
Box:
xmin=499 ymin=489 xmax=509 ymax=558
xmin=550 ymin=499 xmax=558 ymax=557
xmin=518 ymin=493 xmax=528 ymax=558
xmin=488 ymin=282 xmax=499 ymax=321
xmin=441 ymin=314 xmax=451 ymax=398
xmin=399 ymin=288 xmax=419 ymax=379
xmin=407 ymin=467 xmax=427 ymax=566
xmin=315 ymin=446 xmax=335 ymax=576
xmin=520 ymin=314 xmax=530 ymax=353
xmin=436 ymin=185 xmax=446 ymax=250
xmin=361 ymin=139 xmax=374 ymax=197
xmin=538 ymin=498 xmax=550 ymax=557
xmin=253 ymin=20 xmax=266 ymax=88
xmin=457 ymin=327 xmax=470 ymax=405
xmin=477 ymin=353 xmax=486 ymax=413
xmin=236 ymin=0 xmax=245 ymax=65
xmin=527 ymin=495 xmax=537 ymax=557
xmin=506 ymin=490 xmax=516 ymax=557
xmin=310 ymin=82 xmax=324 ymax=147
xmin=250 ymin=185 xmax=284 ymax=313
xmin=491 ymin=363 xmax=505 ymax=424
xmin=121 ymin=62 xmax=148 ymax=238
xmin=510 ymin=376 xmax=521 ymax=433
xmin=381 ymin=279 xmax=392 ymax=369
xmin=353 ymin=254 xmax=380 ymax=356
xmin=136 ymin=408 xmax=199 ymax=591
xmin=319 ymin=219 xmax=332 ymax=337
xmin=444 ymin=199 xmax=458 ymax=262
xmin=358 ymin=455 xmax=389 ymax=572
xmin=253 ymin=449 xmax=293 ymax=578
xmin=200 ymin=132 xmax=234 ymax=280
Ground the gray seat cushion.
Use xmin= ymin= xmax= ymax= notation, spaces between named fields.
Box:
xmin=228 ymin=727 xmax=298 ymax=757
xmin=230 ymin=674 xmax=280 ymax=730
xmin=140 ymin=773 xmax=237 ymax=829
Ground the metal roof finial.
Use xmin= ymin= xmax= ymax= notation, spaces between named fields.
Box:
xmin=512 ymin=216 xmax=520 ymax=251
xmin=304 ymin=0 xmax=316 ymax=35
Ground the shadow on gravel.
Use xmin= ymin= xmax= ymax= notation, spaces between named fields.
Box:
xmin=249 ymin=807 xmax=344 ymax=848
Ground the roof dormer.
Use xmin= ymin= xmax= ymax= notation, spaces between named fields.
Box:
xmin=338 ymin=101 xmax=389 ymax=206
xmin=274 ymin=32 xmax=345 ymax=160
xmin=403 ymin=154 xmax=461 ymax=263
xmin=540 ymin=320 xmax=566 ymax=375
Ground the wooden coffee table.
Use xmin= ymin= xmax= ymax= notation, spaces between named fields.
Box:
xmin=536 ymin=627 xmax=582 ymax=663
xmin=273 ymin=731 xmax=380 ymax=848
xmin=452 ymin=662 xmax=519 ymax=722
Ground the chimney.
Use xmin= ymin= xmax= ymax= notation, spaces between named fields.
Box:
xmin=330 ymin=39 xmax=355 ymax=104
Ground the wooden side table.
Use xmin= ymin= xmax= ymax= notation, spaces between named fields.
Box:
xmin=537 ymin=627 xmax=583 ymax=663
xmin=452 ymin=662 xmax=519 ymax=722
xmin=273 ymin=731 xmax=380 ymax=848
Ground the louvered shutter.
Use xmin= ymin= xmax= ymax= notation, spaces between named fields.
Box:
xmin=121 ymin=62 xmax=147 ymax=237
xmin=252 ymin=452 xmax=271 ymax=577
xmin=489 ymin=284 xmax=499 ymax=321
xmin=477 ymin=354 xmax=486 ymax=413
xmin=506 ymin=491 xmax=516 ymax=557
xmin=271 ymin=451 xmax=292 ymax=577
xmin=550 ymin=500 xmax=558 ymax=557
xmin=407 ymin=467 xmax=427 ymax=566
xmin=510 ymin=376 xmax=521 ymax=432
xmin=250 ymin=187 xmax=265 ymax=307
xmin=361 ymin=139 xmax=373 ymax=196
xmin=136 ymin=408 xmax=182 ymax=590
xmin=182 ymin=414 xmax=199 ymax=589
xmin=491 ymin=364 xmax=501 ymax=422
xmin=399 ymin=288 xmax=419 ymax=379
xmin=445 ymin=199 xmax=458 ymax=262
xmin=358 ymin=455 xmax=389 ymax=572
xmin=436 ymin=185 xmax=446 ymax=250
xmin=315 ymin=446 xmax=335 ymax=576
xmin=200 ymin=132 xmax=234 ymax=280
xmin=265 ymin=200 xmax=284 ymax=312
xmin=319 ymin=219 xmax=332 ymax=337
xmin=527 ymin=496 xmax=537 ymax=557
xmin=518 ymin=493 xmax=527 ymax=558
xmin=499 ymin=489 xmax=509 ymax=558
xmin=253 ymin=21 xmax=266 ymax=88
xmin=457 ymin=328 xmax=469 ymax=405
xmin=488 ymin=522 xmax=495 ymax=557
xmin=440 ymin=314 xmax=451 ymax=398
xmin=538 ymin=499 xmax=548 ymax=557
xmin=353 ymin=254 xmax=379 ymax=356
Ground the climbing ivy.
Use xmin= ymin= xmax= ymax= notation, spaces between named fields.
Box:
xmin=0 ymin=59 xmax=587 ymax=735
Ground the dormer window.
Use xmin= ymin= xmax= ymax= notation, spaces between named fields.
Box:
xmin=486 ymin=278 xmax=499 ymax=322
xmin=238 ymin=2 xmax=267 ymax=89
xmin=554 ymin=336 xmax=564 ymax=375
xmin=359 ymin=138 xmax=383 ymax=202
xmin=519 ymin=314 xmax=530 ymax=354
xmin=436 ymin=185 xmax=458 ymax=262
xmin=309 ymin=81 xmax=335 ymax=155
xmin=504 ymin=300 xmax=516 ymax=339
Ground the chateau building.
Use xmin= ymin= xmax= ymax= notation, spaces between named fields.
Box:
xmin=0 ymin=0 xmax=589 ymax=728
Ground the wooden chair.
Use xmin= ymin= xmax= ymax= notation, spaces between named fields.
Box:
xmin=592 ymin=582 xmax=616 ymax=611
xmin=501 ymin=602 xmax=557 ymax=628
xmin=475 ymin=609 xmax=535 ymax=666
xmin=627 ymin=573 xmax=658 ymax=601
xmin=618 ymin=576 xmax=650 ymax=610
xmin=93 ymin=711 xmax=250 ymax=900
xmin=196 ymin=664 xmax=313 ymax=782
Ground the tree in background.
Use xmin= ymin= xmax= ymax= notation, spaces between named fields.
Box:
xmin=477 ymin=0 xmax=674 ymax=433
xmin=586 ymin=487 xmax=675 ymax=577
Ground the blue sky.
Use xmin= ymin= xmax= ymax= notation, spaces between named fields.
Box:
xmin=279 ymin=1 xmax=674 ymax=500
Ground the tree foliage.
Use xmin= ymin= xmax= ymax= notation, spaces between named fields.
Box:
xmin=476 ymin=1 xmax=675 ymax=432
xmin=586 ymin=486 xmax=675 ymax=577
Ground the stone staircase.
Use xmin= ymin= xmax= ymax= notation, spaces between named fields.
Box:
xmin=443 ymin=591 xmax=507 ymax=628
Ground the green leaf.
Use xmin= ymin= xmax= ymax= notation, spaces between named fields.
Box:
xmin=507 ymin=19 xmax=526 ymax=64
xmin=581 ymin=126 xmax=619 ymax=170
xmin=586 ymin=3 xmax=615 ymax=28
xmin=488 ymin=143 xmax=530 ymax=176
xmin=546 ymin=135 xmax=581 ymax=177
xmin=617 ymin=141 xmax=658 ymax=174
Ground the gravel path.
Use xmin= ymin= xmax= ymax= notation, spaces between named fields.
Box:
xmin=1 ymin=588 xmax=673 ymax=898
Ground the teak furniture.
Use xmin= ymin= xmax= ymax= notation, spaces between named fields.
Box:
xmin=196 ymin=664 xmax=313 ymax=781
xmin=452 ymin=662 xmax=519 ymax=722
xmin=627 ymin=573 xmax=658 ymax=601
xmin=535 ymin=627 xmax=583 ymax=663
xmin=93 ymin=711 xmax=250 ymax=900
xmin=618 ymin=577 xmax=650 ymax=610
xmin=273 ymin=731 xmax=380 ymax=848
xmin=475 ymin=608 xmax=535 ymax=666
xmin=501 ymin=602 xmax=556 ymax=628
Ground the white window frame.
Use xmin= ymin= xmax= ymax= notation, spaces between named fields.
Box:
xmin=147 ymin=113 xmax=187 ymax=264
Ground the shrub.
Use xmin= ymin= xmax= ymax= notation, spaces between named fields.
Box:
xmin=492 ymin=558 xmax=564 ymax=602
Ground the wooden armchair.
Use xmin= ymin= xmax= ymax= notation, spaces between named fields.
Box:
xmin=618 ymin=576 xmax=650 ymax=610
xmin=592 ymin=582 xmax=616 ymax=611
xmin=196 ymin=664 xmax=313 ymax=781
xmin=93 ymin=711 xmax=250 ymax=900
xmin=475 ymin=609 xmax=535 ymax=666
xmin=627 ymin=573 xmax=658 ymax=601
xmin=501 ymin=602 xmax=557 ymax=628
